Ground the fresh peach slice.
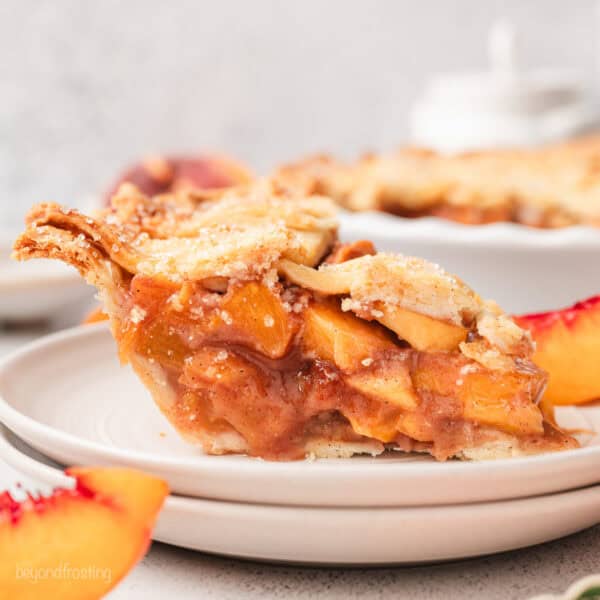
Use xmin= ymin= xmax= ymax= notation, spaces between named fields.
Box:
xmin=515 ymin=295 xmax=600 ymax=406
xmin=0 ymin=467 xmax=168 ymax=600
xmin=104 ymin=154 xmax=252 ymax=202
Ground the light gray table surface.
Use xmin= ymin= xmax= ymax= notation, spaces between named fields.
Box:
xmin=0 ymin=320 xmax=598 ymax=600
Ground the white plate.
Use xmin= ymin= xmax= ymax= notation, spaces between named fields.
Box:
xmin=2 ymin=425 xmax=600 ymax=566
xmin=339 ymin=212 xmax=600 ymax=314
xmin=0 ymin=232 xmax=91 ymax=321
xmin=0 ymin=324 xmax=599 ymax=507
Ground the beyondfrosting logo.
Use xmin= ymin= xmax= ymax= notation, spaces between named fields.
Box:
xmin=15 ymin=563 xmax=112 ymax=585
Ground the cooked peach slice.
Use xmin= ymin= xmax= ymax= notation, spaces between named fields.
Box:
xmin=182 ymin=347 xmax=262 ymax=389
xmin=412 ymin=353 xmax=545 ymax=435
xmin=126 ymin=281 xmax=296 ymax=363
xmin=343 ymin=407 xmax=400 ymax=443
xmin=515 ymin=295 xmax=600 ymax=406
xmin=216 ymin=282 xmax=295 ymax=358
xmin=395 ymin=411 xmax=432 ymax=443
xmin=279 ymin=260 xmax=467 ymax=351
xmin=346 ymin=370 xmax=418 ymax=412
xmin=459 ymin=371 xmax=544 ymax=434
xmin=0 ymin=467 xmax=168 ymax=600
xmin=303 ymin=301 xmax=419 ymax=411
xmin=374 ymin=302 xmax=467 ymax=351
xmin=302 ymin=300 xmax=397 ymax=370
xmin=137 ymin=318 xmax=190 ymax=371
xmin=345 ymin=359 xmax=418 ymax=411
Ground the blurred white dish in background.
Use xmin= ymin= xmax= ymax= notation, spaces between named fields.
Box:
xmin=1 ymin=423 xmax=600 ymax=565
xmin=0 ymin=231 xmax=91 ymax=322
xmin=340 ymin=212 xmax=600 ymax=314
xmin=0 ymin=325 xmax=599 ymax=507
xmin=410 ymin=19 xmax=599 ymax=152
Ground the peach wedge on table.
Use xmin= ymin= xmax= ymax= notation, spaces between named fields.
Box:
xmin=0 ymin=467 xmax=168 ymax=600
xmin=515 ymin=295 xmax=600 ymax=406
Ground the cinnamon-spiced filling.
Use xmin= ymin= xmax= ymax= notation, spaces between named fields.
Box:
xmin=113 ymin=267 xmax=555 ymax=460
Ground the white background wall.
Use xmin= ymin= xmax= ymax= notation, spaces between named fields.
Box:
xmin=1 ymin=0 xmax=598 ymax=227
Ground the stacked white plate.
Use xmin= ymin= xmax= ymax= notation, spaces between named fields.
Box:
xmin=1 ymin=324 xmax=600 ymax=565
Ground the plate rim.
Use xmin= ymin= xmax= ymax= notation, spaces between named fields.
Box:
xmin=3 ymin=420 xmax=600 ymax=512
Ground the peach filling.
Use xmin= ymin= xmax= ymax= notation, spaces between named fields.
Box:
xmin=115 ymin=275 xmax=548 ymax=460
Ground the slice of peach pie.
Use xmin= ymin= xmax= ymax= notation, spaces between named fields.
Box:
xmin=13 ymin=181 xmax=577 ymax=460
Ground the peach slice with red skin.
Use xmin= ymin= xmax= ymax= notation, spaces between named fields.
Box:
xmin=0 ymin=467 xmax=168 ymax=600
xmin=104 ymin=154 xmax=252 ymax=203
xmin=515 ymin=295 xmax=600 ymax=406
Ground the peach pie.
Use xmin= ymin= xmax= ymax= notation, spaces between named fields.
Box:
xmin=277 ymin=136 xmax=600 ymax=227
xmin=13 ymin=181 xmax=577 ymax=460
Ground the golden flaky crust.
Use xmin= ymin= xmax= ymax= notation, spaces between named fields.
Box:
xmin=276 ymin=136 xmax=600 ymax=227
xmin=15 ymin=182 xmax=532 ymax=364
xmin=278 ymin=254 xmax=533 ymax=364
xmin=13 ymin=180 xmax=577 ymax=460
xmin=14 ymin=180 xmax=339 ymax=284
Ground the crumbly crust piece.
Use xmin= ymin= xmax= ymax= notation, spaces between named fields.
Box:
xmin=278 ymin=254 xmax=533 ymax=359
xmin=14 ymin=180 xmax=338 ymax=284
